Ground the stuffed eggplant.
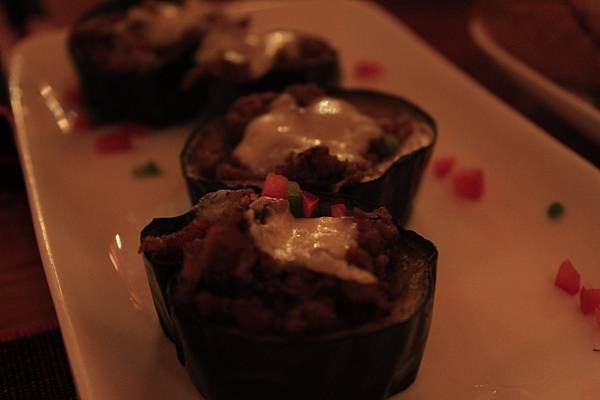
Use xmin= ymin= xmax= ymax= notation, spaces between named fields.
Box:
xmin=181 ymin=84 xmax=435 ymax=225
xmin=140 ymin=187 xmax=437 ymax=400
xmin=68 ymin=0 xmax=339 ymax=127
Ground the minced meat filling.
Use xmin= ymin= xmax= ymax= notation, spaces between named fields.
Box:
xmin=190 ymin=84 xmax=415 ymax=187
xmin=274 ymin=146 xmax=348 ymax=189
xmin=275 ymin=37 xmax=337 ymax=70
xmin=70 ymin=7 xmax=220 ymax=71
xmin=141 ymin=190 xmax=414 ymax=336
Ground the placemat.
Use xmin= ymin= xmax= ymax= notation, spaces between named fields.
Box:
xmin=0 ymin=322 xmax=77 ymax=400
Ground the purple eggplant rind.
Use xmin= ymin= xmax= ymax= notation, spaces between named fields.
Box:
xmin=141 ymin=209 xmax=436 ymax=399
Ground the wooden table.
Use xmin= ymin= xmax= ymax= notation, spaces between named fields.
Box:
xmin=1 ymin=0 xmax=599 ymax=335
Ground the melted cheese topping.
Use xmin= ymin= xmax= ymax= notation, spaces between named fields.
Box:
xmin=196 ymin=29 xmax=297 ymax=78
xmin=233 ymin=94 xmax=383 ymax=176
xmin=124 ymin=0 xmax=214 ymax=47
xmin=246 ymin=197 xmax=377 ymax=284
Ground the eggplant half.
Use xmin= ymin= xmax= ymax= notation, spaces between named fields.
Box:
xmin=140 ymin=189 xmax=437 ymax=399
xmin=68 ymin=1 xmax=339 ymax=127
xmin=181 ymin=86 xmax=436 ymax=225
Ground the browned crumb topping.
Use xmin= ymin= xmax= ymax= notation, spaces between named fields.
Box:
xmin=275 ymin=37 xmax=337 ymax=69
xmin=274 ymin=146 xmax=348 ymax=189
xmin=283 ymin=83 xmax=326 ymax=106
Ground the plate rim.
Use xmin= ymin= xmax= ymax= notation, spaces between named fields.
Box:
xmin=469 ymin=15 xmax=600 ymax=144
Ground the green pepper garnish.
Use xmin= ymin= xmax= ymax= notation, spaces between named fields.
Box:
xmin=287 ymin=181 xmax=304 ymax=218
xmin=547 ymin=202 xmax=564 ymax=220
xmin=381 ymin=134 xmax=400 ymax=157
xmin=133 ymin=161 xmax=162 ymax=178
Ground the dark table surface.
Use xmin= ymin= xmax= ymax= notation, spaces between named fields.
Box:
xmin=0 ymin=0 xmax=598 ymax=365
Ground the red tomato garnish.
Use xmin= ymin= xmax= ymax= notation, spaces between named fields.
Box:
xmin=452 ymin=168 xmax=484 ymax=200
xmin=118 ymin=122 xmax=150 ymax=138
xmin=554 ymin=259 xmax=581 ymax=295
xmin=354 ymin=61 xmax=383 ymax=79
xmin=72 ymin=113 xmax=92 ymax=131
xmin=580 ymin=287 xmax=600 ymax=315
xmin=94 ymin=131 xmax=132 ymax=154
xmin=432 ymin=156 xmax=456 ymax=178
xmin=301 ymin=190 xmax=319 ymax=217
xmin=62 ymin=87 xmax=82 ymax=108
xmin=330 ymin=203 xmax=348 ymax=217
xmin=261 ymin=173 xmax=289 ymax=199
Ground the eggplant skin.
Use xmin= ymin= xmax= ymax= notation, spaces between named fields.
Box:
xmin=141 ymin=209 xmax=437 ymax=400
xmin=181 ymin=88 xmax=436 ymax=225
xmin=140 ymin=211 xmax=196 ymax=341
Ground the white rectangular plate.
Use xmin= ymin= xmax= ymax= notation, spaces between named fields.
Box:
xmin=10 ymin=1 xmax=600 ymax=399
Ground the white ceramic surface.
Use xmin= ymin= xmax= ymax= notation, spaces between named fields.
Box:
xmin=10 ymin=1 xmax=600 ymax=399
xmin=470 ymin=16 xmax=600 ymax=145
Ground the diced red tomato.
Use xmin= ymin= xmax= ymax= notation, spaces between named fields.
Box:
xmin=330 ymin=203 xmax=348 ymax=217
xmin=118 ymin=122 xmax=150 ymax=138
xmin=72 ymin=113 xmax=92 ymax=131
xmin=354 ymin=61 xmax=383 ymax=79
xmin=580 ymin=287 xmax=600 ymax=315
xmin=62 ymin=87 xmax=82 ymax=108
xmin=554 ymin=259 xmax=580 ymax=295
xmin=261 ymin=173 xmax=289 ymax=199
xmin=432 ymin=156 xmax=456 ymax=178
xmin=596 ymin=307 xmax=600 ymax=329
xmin=94 ymin=131 xmax=132 ymax=154
xmin=452 ymin=168 xmax=484 ymax=200
xmin=301 ymin=190 xmax=319 ymax=217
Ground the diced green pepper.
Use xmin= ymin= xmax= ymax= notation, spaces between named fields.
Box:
xmin=547 ymin=202 xmax=564 ymax=220
xmin=133 ymin=161 xmax=162 ymax=178
xmin=288 ymin=181 xmax=304 ymax=218
xmin=381 ymin=134 xmax=400 ymax=157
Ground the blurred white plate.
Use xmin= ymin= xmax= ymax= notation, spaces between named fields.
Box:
xmin=470 ymin=16 xmax=600 ymax=144
xmin=10 ymin=1 xmax=600 ymax=399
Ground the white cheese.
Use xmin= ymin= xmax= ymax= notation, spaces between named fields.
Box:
xmin=246 ymin=197 xmax=377 ymax=284
xmin=196 ymin=29 xmax=297 ymax=78
xmin=233 ymin=94 xmax=383 ymax=176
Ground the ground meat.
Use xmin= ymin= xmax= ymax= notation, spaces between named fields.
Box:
xmin=215 ymin=163 xmax=260 ymax=181
xmin=285 ymin=298 xmax=339 ymax=334
xmin=143 ymin=190 xmax=414 ymax=337
xmin=203 ymin=57 xmax=254 ymax=83
xmin=355 ymin=208 xmax=399 ymax=255
xmin=224 ymin=92 xmax=277 ymax=144
xmin=276 ymin=37 xmax=336 ymax=69
xmin=177 ymin=225 xmax=258 ymax=300
xmin=139 ymin=218 xmax=210 ymax=263
xmin=275 ymin=146 xmax=348 ymax=189
xmin=283 ymin=83 xmax=326 ymax=107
